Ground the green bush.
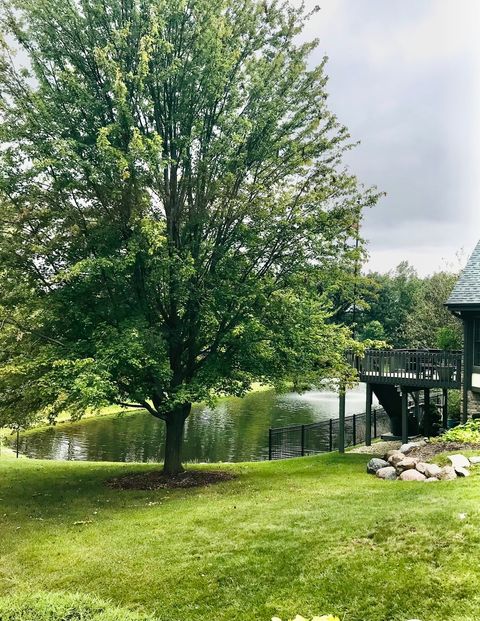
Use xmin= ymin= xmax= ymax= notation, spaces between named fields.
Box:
xmin=448 ymin=390 xmax=461 ymax=420
xmin=436 ymin=326 xmax=462 ymax=351
xmin=438 ymin=419 xmax=480 ymax=444
xmin=0 ymin=592 xmax=155 ymax=621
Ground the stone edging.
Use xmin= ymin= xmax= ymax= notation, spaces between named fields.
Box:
xmin=366 ymin=441 xmax=480 ymax=482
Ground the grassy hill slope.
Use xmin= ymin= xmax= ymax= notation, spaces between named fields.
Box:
xmin=1 ymin=453 xmax=479 ymax=621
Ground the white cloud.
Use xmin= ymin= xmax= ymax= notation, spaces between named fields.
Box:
xmin=295 ymin=0 xmax=480 ymax=274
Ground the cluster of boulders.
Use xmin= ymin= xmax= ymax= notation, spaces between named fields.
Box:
xmin=367 ymin=442 xmax=480 ymax=482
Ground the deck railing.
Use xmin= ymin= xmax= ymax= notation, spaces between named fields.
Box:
xmin=352 ymin=349 xmax=462 ymax=389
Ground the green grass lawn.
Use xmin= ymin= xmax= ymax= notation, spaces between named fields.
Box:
xmin=1 ymin=453 xmax=480 ymax=621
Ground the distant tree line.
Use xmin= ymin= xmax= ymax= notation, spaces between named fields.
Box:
xmin=346 ymin=262 xmax=463 ymax=350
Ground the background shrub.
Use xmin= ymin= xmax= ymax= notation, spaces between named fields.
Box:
xmin=438 ymin=419 xmax=480 ymax=444
xmin=448 ymin=390 xmax=462 ymax=420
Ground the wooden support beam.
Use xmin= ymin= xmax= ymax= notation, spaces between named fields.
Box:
xmin=443 ymin=388 xmax=448 ymax=430
xmin=424 ymin=388 xmax=431 ymax=436
xmin=413 ymin=391 xmax=420 ymax=419
xmin=401 ymin=387 xmax=408 ymax=445
xmin=462 ymin=318 xmax=472 ymax=423
xmin=338 ymin=385 xmax=346 ymax=454
xmin=412 ymin=390 xmax=420 ymax=434
xmin=462 ymin=378 xmax=469 ymax=423
xmin=365 ymin=383 xmax=372 ymax=446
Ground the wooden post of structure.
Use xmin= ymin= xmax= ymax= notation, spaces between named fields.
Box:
xmin=401 ymin=388 xmax=408 ymax=445
xmin=462 ymin=376 xmax=469 ymax=424
xmin=338 ymin=384 xmax=346 ymax=454
xmin=413 ymin=391 xmax=420 ymax=423
xmin=442 ymin=388 xmax=448 ymax=430
xmin=462 ymin=319 xmax=471 ymax=424
xmin=424 ymin=388 xmax=431 ymax=436
xmin=365 ymin=383 xmax=372 ymax=446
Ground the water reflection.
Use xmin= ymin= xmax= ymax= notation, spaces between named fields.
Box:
xmin=12 ymin=385 xmax=374 ymax=463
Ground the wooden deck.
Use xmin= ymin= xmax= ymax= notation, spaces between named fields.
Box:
xmin=352 ymin=349 xmax=462 ymax=389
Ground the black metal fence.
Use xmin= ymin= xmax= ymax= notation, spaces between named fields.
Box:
xmin=268 ymin=390 xmax=445 ymax=460
xmin=268 ymin=408 xmax=391 ymax=460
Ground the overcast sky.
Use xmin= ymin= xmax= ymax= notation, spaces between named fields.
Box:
xmin=298 ymin=0 xmax=480 ymax=275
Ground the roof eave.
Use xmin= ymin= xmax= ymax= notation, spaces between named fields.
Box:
xmin=445 ymin=301 xmax=480 ymax=312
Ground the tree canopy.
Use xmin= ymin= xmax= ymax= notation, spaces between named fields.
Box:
xmin=0 ymin=0 xmax=378 ymax=472
xmin=357 ymin=264 xmax=462 ymax=350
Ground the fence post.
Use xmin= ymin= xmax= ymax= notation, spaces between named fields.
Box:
xmin=373 ymin=409 xmax=377 ymax=439
xmin=301 ymin=424 xmax=305 ymax=457
xmin=352 ymin=414 xmax=356 ymax=446
xmin=329 ymin=418 xmax=333 ymax=452
xmin=268 ymin=428 xmax=272 ymax=461
xmin=338 ymin=386 xmax=346 ymax=454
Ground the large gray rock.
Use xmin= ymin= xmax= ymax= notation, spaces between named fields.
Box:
xmin=376 ymin=466 xmax=397 ymax=480
xmin=448 ymin=454 xmax=470 ymax=470
xmin=456 ymin=467 xmax=470 ymax=477
xmin=438 ymin=466 xmax=457 ymax=481
xmin=425 ymin=463 xmax=442 ymax=478
xmin=388 ymin=452 xmax=405 ymax=467
xmin=416 ymin=462 xmax=428 ymax=475
xmin=469 ymin=456 xmax=480 ymax=465
xmin=385 ymin=449 xmax=403 ymax=460
xmin=396 ymin=457 xmax=418 ymax=473
xmin=399 ymin=440 xmax=426 ymax=454
xmin=399 ymin=469 xmax=426 ymax=481
xmin=424 ymin=477 xmax=439 ymax=482
xmin=367 ymin=458 xmax=389 ymax=474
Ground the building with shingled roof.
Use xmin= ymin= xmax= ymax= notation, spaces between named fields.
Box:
xmin=446 ymin=239 xmax=480 ymax=420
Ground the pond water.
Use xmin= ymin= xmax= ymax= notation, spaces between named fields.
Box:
xmin=11 ymin=385 xmax=375 ymax=463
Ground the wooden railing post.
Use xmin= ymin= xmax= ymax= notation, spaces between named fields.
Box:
xmin=268 ymin=428 xmax=272 ymax=460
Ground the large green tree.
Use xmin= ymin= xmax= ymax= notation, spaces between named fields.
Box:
xmin=358 ymin=265 xmax=462 ymax=350
xmin=0 ymin=0 xmax=378 ymax=473
xmin=358 ymin=262 xmax=422 ymax=347
xmin=401 ymin=271 xmax=462 ymax=349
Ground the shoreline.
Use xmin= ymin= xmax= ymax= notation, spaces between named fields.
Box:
xmin=1 ymin=382 xmax=274 ymax=441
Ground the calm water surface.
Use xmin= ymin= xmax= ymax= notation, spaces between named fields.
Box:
xmin=12 ymin=385 xmax=374 ymax=463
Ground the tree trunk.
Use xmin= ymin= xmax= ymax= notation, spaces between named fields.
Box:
xmin=163 ymin=403 xmax=191 ymax=476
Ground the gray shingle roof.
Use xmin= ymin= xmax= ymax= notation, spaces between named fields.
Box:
xmin=446 ymin=240 xmax=480 ymax=308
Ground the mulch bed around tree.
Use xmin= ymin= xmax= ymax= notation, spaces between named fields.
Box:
xmin=106 ymin=469 xmax=236 ymax=491
xmin=409 ymin=441 xmax=480 ymax=462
